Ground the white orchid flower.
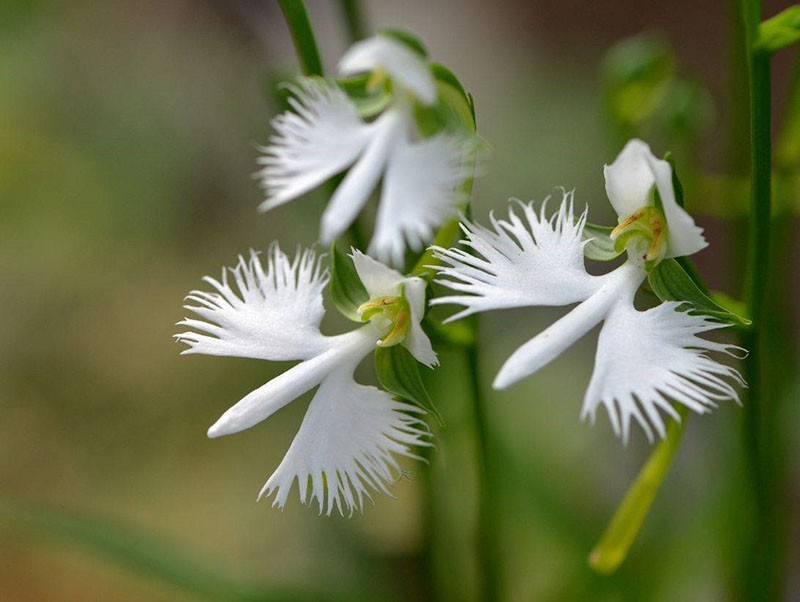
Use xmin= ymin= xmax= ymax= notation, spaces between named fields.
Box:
xmin=430 ymin=140 xmax=744 ymax=443
xmin=257 ymin=33 xmax=469 ymax=267
xmin=175 ymin=244 xmax=436 ymax=515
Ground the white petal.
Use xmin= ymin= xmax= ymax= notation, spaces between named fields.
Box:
xmin=320 ymin=109 xmax=405 ymax=244
xmin=430 ymin=193 xmax=601 ymax=322
xmin=259 ymin=364 xmax=430 ymax=515
xmin=338 ymin=35 xmax=437 ymax=105
xmin=206 ymin=329 xmax=375 ymax=438
xmin=403 ymin=277 xmax=438 ymax=367
xmin=644 ymin=152 xmax=708 ymax=258
xmin=176 ymin=245 xmax=328 ymax=361
xmin=493 ymin=262 xmax=644 ymax=389
xmin=256 ymin=79 xmax=372 ymax=211
xmin=351 ymin=248 xmax=404 ymax=298
xmin=582 ymin=299 xmax=745 ymax=444
xmin=369 ymin=132 xmax=468 ymax=267
xmin=604 ymin=139 xmax=657 ymax=218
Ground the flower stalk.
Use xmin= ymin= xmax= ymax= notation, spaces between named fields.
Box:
xmin=589 ymin=406 xmax=689 ymax=574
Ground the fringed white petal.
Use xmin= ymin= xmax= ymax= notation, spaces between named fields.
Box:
xmin=256 ymin=79 xmax=372 ymax=211
xmin=351 ymin=248 xmax=405 ymax=298
xmin=493 ymin=262 xmax=644 ymax=389
xmin=369 ymin=132 xmax=468 ymax=267
xmin=430 ymin=193 xmax=601 ymax=322
xmin=319 ymin=109 xmax=405 ymax=244
xmin=176 ymin=245 xmax=328 ymax=361
xmin=259 ymin=364 xmax=430 ymax=516
xmin=604 ymin=139 xmax=707 ymax=258
xmin=582 ymin=299 xmax=745 ymax=444
xmin=338 ymin=35 xmax=437 ymax=105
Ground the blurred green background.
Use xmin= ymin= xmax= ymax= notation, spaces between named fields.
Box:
xmin=1 ymin=0 xmax=798 ymax=600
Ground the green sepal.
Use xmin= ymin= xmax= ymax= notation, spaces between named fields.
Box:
xmin=756 ymin=6 xmax=800 ymax=54
xmin=329 ymin=244 xmax=368 ymax=321
xmin=663 ymin=151 xmax=685 ymax=207
xmin=338 ymin=73 xmax=393 ymax=118
xmin=583 ymin=222 xmax=624 ymax=261
xmin=432 ymin=64 xmax=476 ymax=131
xmin=375 ymin=345 xmax=444 ymax=425
xmin=647 ymin=259 xmax=751 ymax=326
xmin=379 ymin=28 xmax=428 ymax=57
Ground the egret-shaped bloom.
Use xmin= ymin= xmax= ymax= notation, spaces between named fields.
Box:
xmin=176 ymin=245 xmax=436 ymax=515
xmin=431 ymin=140 xmax=744 ymax=442
xmin=257 ymin=33 xmax=469 ymax=267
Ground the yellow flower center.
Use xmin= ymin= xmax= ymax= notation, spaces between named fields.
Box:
xmin=610 ymin=205 xmax=668 ymax=268
xmin=357 ymin=293 xmax=411 ymax=347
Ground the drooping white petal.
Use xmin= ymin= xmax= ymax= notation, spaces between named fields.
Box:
xmin=604 ymin=139 xmax=707 ymax=258
xmin=206 ymin=328 xmax=375 ymax=438
xmin=176 ymin=245 xmax=328 ymax=361
xmin=430 ymin=193 xmax=601 ymax=322
xmin=582 ymin=298 xmax=745 ymax=443
xmin=319 ymin=108 xmax=406 ymax=244
xmin=259 ymin=362 xmax=430 ymax=516
xmin=403 ymin=276 xmax=438 ymax=368
xmin=256 ymin=79 xmax=372 ymax=212
xmin=369 ymin=132 xmax=468 ymax=267
xmin=351 ymin=248 xmax=405 ymax=298
xmin=338 ymin=35 xmax=437 ymax=105
xmin=644 ymin=151 xmax=707 ymax=258
xmin=493 ymin=262 xmax=644 ymax=389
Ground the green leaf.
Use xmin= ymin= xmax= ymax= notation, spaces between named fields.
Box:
xmin=756 ymin=6 xmax=800 ymax=54
xmin=647 ymin=259 xmax=751 ymax=326
xmin=432 ymin=63 xmax=477 ymax=132
xmin=329 ymin=244 xmax=368 ymax=321
xmin=379 ymin=28 xmax=428 ymax=57
xmin=583 ymin=222 xmax=623 ymax=261
xmin=375 ymin=345 xmax=443 ymax=425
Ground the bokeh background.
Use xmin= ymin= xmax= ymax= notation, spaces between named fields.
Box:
xmin=2 ymin=0 xmax=798 ymax=600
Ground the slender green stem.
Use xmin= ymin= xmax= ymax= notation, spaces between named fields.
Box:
xmin=466 ymin=323 xmax=503 ymax=602
xmin=738 ymin=0 xmax=781 ymax=599
xmin=338 ymin=0 xmax=368 ymax=42
xmin=277 ymin=0 xmax=323 ymax=77
xmin=589 ymin=407 xmax=689 ymax=574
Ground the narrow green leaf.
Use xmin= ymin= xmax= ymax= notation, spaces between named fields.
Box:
xmin=0 ymin=499 xmax=351 ymax=602
xmin=379 ymin=28 xmax=428 ymax=57
xmin=329 ymin=244 xmax=368 ymax=321
xmin=375 ymin=345 xmax=443 ymax=425
xmin=648 ymin=259 xmax=751 ymax=326
xmin=583 ymin=222 xmax=624 ymax=261
xmin=756 ymin=6 xmax=800 ymax=54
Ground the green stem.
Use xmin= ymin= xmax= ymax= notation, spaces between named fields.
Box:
xmin=466 ymin=322 xmax=503 ymax=602
xmin=589 ymin=406 xmax=689 ymax=575
xmin=277 ymin=0 xmax=324 ymax=77
xmin=338 ymin=0 xmax=368 ymax=42
xmin=738 ymin=0 xmax=781 ymax=598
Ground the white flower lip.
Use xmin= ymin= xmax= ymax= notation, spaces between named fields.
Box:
xmin=432 ymin=190 xmax=744 ymax=443
xmin=604 ymin=138 xmax=707 ymax=259
xmin=176 ymin=245 xmax=435 ymax=514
